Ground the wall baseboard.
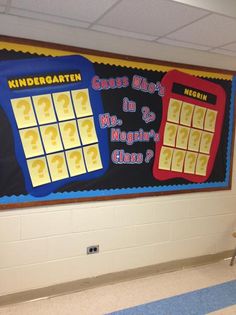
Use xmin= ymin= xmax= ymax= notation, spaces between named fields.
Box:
xmin=0 ymin=250 xmax=233 ymax=307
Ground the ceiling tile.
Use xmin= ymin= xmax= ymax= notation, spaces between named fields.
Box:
xmin=9 ymin=8 xmax=90 ymax=28
xmin=96 ymin=0 xmax=208 ymax=37
xmin=0 ymin=0 xmax=6 ymax=12
xmin=210 ymin=48 xmax=236 ymax=56
xmin=91 ymin=25 xmax=156 ymax=41
xmin=167 ymin=14 xmax=236 ymax=47
xmin=10 ymin=0 xmax=119 ymax=23
xmin=220 ymin=42 xmax=236 ymax=52
xmin=172 ymin=0 xmax=236 ymax=19
xmin=157 ymin=37 xmax=210 ymax=50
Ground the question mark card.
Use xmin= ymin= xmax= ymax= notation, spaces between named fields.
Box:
xmin=167 ymin=98 xmax=182 ymax=123
xmin=163 ymin=122 xmax=178 ymax=147
xmin=47 ymin=153 xmax=69 ymax=181
xmin=59 ymin=121 xmax=81 ymax=149
xmin=180 ymin=102 xmax=194 ymax=126
xmin=11 ymin=97 xmax=37 ymax=128
xmin=83 ymin=144 xmax=103 ymax=172
xmin=53 ymin=91 xmax=75 ymax=121
xmin=66 ymin=148 xmax=86 ymax=177
xmin=71 ymin=89 xmax=93 ymax=118
xmin=204 ymin=109 xmax=217 ymax=132
xmin=40 ymin=124 xmax=63 ymax=154
xmin=192 ymin=106 xmax=206 ymax=129
xmin=199 ymin=131 xmax=213 ymax=154
xmin=158 ymin=146 xmax=174 ymax=170
xmin=33 ymin=94 xmax=57 ymax=124
xmin=188 ymin=129 xmax=202 ymax=152
xmin=195 ymin=153 xmax=209 ymax=176
xmin=19 ymin=127 xmax=44 ymax=158
xmin=171 ymin=149 xmax=186 ymax=172
xmin=77 ymin=117 xmax=98 ymax=145
xmin=184 ymin=152 xmax=197 ymax=174
xmin=176 ymin=126 xmax=190 ymax=150
xmin=27 ymin=157 xmax=51 ymax=187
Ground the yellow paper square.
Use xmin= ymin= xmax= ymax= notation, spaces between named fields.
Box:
xmin=171 ymin=149 xmax=186 ymax=172
xmin=66 ymin=148 xmax=86 ymax=177
xmin=158 ymin=146 xmax=174 ymax=170
xmin=83 ymin=144 xmax=103 ymax=172
xmin=188 ymin=129 xmax=202 ymax=152
xmin=204 ymin=109 xmax=217 ymax=132
xmin=53 ymin=91 xmax=75 ymax=121
xmin=176 ymin=126 xmax=190 ymax=150
xmin=77 ymin=117 xmax=98 ymax=145
xmin=184 ymin=152 xmax=198 ymax=174
xmin=167 ymin=98 xmax=182 ymax=123
xmin=40 ymin=124 xmax=63 ymax=154
xmin=19 ymin=127 xmax=44 ymax=158
xmin=11 ymin=97 xmax=37 ymax=129
xmin=33 ymin=94 xmax=57 ymax=124
xmin=47 ymin=152 xmax=69 ymax=181
xmin=27 ymin=157 xmax=51 ymax=187
xmin=71 ymin=89 xmax=93 ymax=118
xmin=59 ymin=121 xmax=81 ymax=149
xmin=163 ymin=122 xmax=178 ymax=147
xmin=192 ymin=106 xmax=206 ymax=129
xmin=200 ymin=131 xmax=213 ymax=154
xmin=180 ymin=102 xmax=194 ymax=126
xmin=195 ymin=153 xmax=209 ymax=176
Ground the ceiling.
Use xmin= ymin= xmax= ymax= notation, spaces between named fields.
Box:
xmin=1 ymin=0 xmax=236 ymax=57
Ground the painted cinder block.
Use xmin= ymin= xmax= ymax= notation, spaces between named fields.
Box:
xmin=0 ymin=238 xmax=48 ymax=268
xmin=0 ymin=216 xmax=20 ymax=242
xmin=20 ymin=210 xmax=71 ymax=239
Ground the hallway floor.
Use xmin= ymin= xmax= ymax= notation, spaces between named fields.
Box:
xmin=0 ymin=259 xmax=235 ymax=315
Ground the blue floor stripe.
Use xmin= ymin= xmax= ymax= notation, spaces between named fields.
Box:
xmin=107 ymin=280 xmax=236 ymax=315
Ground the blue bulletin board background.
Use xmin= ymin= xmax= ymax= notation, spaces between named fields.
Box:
xmin=0 ymin=38 xmax=235 ymax=208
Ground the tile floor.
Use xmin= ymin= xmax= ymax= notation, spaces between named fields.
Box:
xmin=0 ymin=259 xmax=235 ymax=315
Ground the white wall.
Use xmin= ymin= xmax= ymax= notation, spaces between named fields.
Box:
xmin=0 ymin=15 xmax=236 ymax=296
xmin=0 ymin=169 xmax=235 ymax=296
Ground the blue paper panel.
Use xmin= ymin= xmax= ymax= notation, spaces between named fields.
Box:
xmin=0 ymin=55 xmax=109 ymax=197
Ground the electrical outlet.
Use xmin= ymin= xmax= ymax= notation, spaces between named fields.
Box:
xmin=87 ymin=245 xmax=99 ymax=255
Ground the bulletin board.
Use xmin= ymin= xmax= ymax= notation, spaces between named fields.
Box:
xmin=0 ymin=36 xmax=235 ymax=209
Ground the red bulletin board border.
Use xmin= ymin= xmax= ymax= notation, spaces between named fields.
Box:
xmin=153 ymin=70 xmax=226 ymax=182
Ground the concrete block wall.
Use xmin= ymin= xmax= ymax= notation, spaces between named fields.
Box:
xmin=0 ymin=145 xmax=235 ymax=295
